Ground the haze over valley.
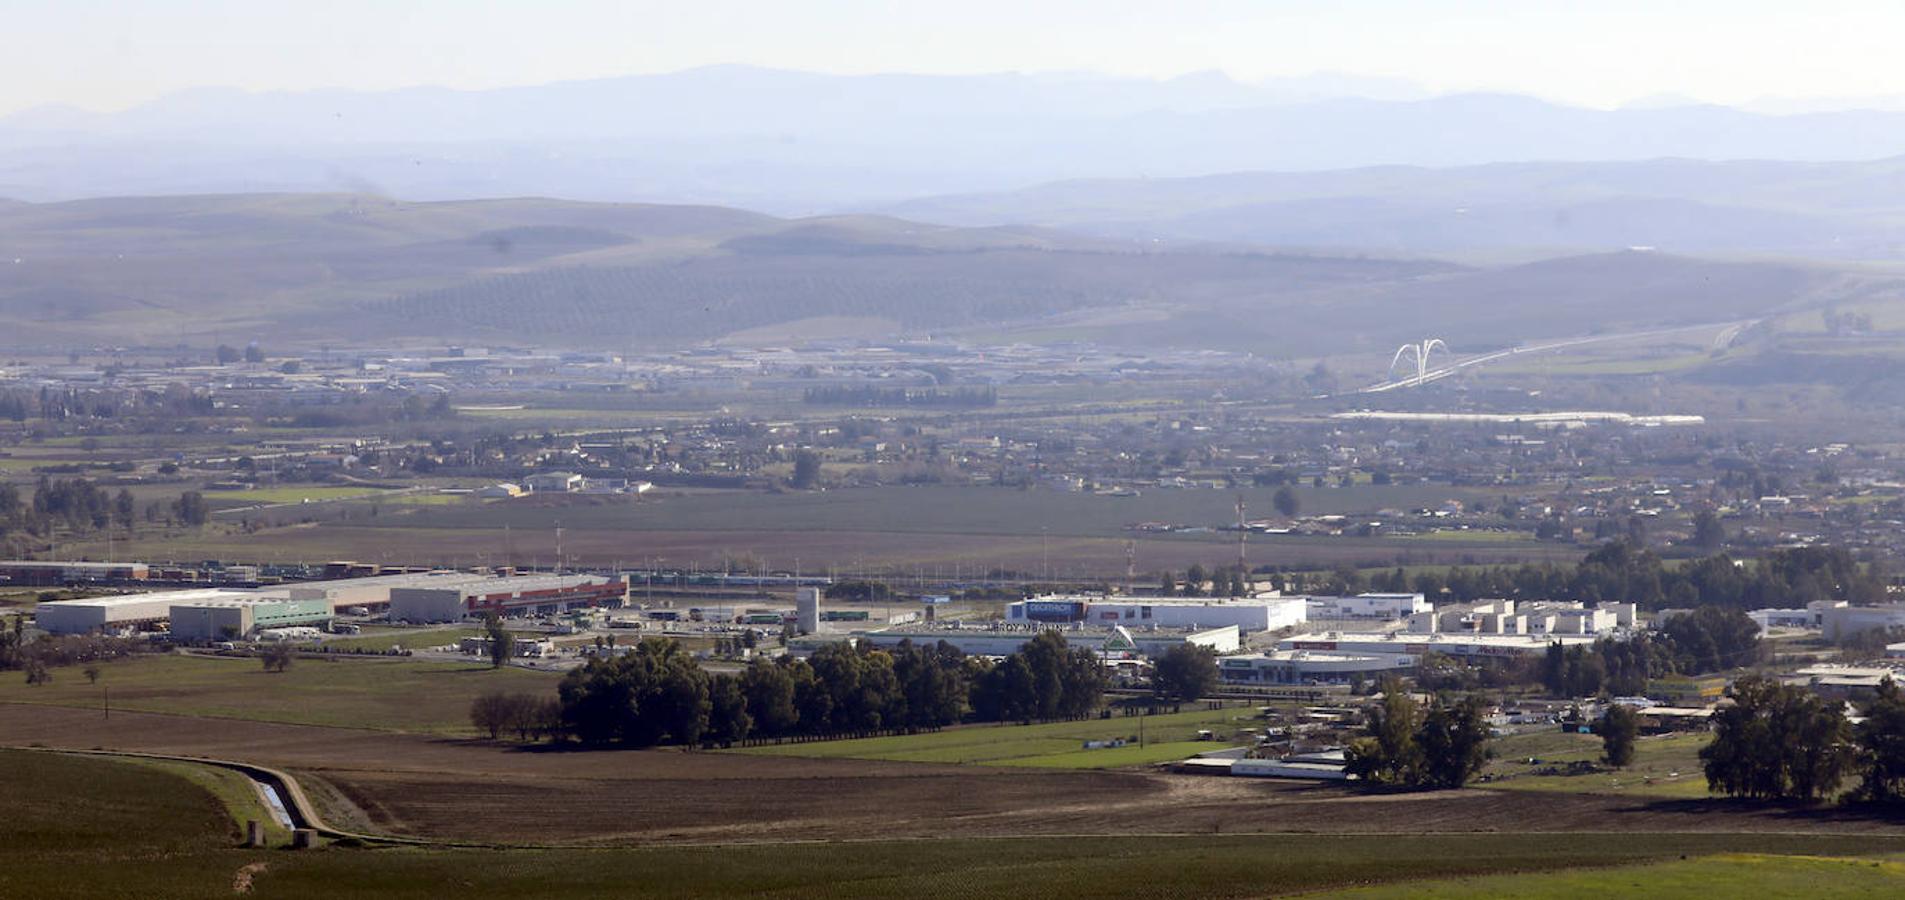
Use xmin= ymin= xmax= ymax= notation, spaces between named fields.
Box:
xmin=17 ymin=6 xmax=1905 ymax=897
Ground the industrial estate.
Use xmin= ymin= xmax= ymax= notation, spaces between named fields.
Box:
xmin=11 ymin=288 xmax=1905 ymax=898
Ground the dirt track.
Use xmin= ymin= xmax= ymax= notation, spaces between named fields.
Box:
xmin=10 ymin=702 xmax=1905 ymax=846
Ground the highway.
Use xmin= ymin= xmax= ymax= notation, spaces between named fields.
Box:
xmin=1355 ymin=318 xmax=1760 ymax=393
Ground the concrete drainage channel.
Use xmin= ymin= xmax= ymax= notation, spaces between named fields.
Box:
xmin=17 ymin=746 xmax=424 ymax=849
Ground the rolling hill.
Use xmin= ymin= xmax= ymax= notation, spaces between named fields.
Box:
xmin=0 ymin=192 xmax=1877 ymax=356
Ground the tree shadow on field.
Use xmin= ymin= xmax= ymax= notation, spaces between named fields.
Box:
xmin=419 ymin=733 xmax=620 ymax=755
xmin=1619 ymin=796 xmax=1905 ymax=829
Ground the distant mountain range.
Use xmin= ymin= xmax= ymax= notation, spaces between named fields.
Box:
xmin=13 ymin=67 xmax=1905 ymax=214
xmin=888 ymin=157 xmax=1905 ymax=260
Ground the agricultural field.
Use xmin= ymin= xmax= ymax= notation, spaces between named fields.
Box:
xmin=1482 ymin=730 xmax=1712 ymax=798
xmin=321 ymin=626 xmax=486 ymax=653
xmin=0 ymin=652 xmax=555 ymax=734
xmin=735 ymin=706 xmax=1248 ymax=768
xmin=1396 ymin=528 xmax=1535 ymax=543
xmin=9 ymin=747 xmax=1905 ymax=900
xmin=374 ymin=484 xmax=1501 ymax=539
xmin=1325 ymin=853 xmax=1905 ymax=899
xmin=204 ymin=485 xmax=409 ymax=507
xmin=69 ymin=484 xmax=1583 ymax=573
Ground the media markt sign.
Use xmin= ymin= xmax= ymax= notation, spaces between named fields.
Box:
xmin=1104 ymin=626 xmax=1137 ymax=654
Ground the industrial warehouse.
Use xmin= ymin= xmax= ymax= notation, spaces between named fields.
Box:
xmin=836 ymin=622 xmax=1243 ymax=659
xmin=1006 ymin=594 xmax=1308 ymax=633
xmin=33 ymin=570 xmax=628 ymax=638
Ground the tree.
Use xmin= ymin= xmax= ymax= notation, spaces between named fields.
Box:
xmin=1855 ymin=679 xmax=1905 ymax=803
xmin=1660 ymin=605 xmax=1761 ymax=673
xmin=1151 ymin=643 xmax=1219 ymax=702
xmin=1600 ymin=704 xmax=1638 ymax=768
xmin=824 ymin=580 xmax=892 ymax=603
xmin=1345 ymin=682 xmax=1493 ymax=791
xmin=1701 ymin=675 xmax=1851 ymax=803
xmin=707 ymin=673 xmax=753 ymax=747
xmin=968 ymin=632 xmax=1103 ymax=724
xmin=260 ymin=642 xmax=295 ymax=673
xmin=1183 ymin=564 xmax=1207 ymax=597
xmin=484 ymin=613 xmax=512 ymax=669
xmin=557 ymin=638 xmax=710 ymax=747
xmin=1273 ymin=486 xmax=1300 ymax=518
xmin=470 ymin=691 xmax=511 ymax=739
xmin=740 ymin=658 xmax=800 ymax=736
xmin=112 ymin=489 xmax=136 ymax=531
xmin=243 ymin=343 xmax=265 ymax=363
xmin=465 ymin=692 xmax=551 ymax=742
xmin=173 ymin=491 xmax=210 ymax=527
xmin=1692 ymin=509 xmax=1726 ymax=550
xmin=891 ymin=640 xmax=968 ymax=731
xmin=1419 ymin=694 xmax=1491 ymax=789
xmin=215 ymin=344 xmax=241 ymax=364
xmin=1345 ymin=681 xmax=1424 ymax=787
xmin=504 ymin=694 xmax=541 ymax=741
xmin=791 ymin=449 xmax=822 ymax=489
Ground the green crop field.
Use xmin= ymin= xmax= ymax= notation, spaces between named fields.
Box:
xmin=322 ymin=626 xmax=485 ymax=652
xmin=1396 ymin=528 xmax=1535 ymax=543
xmin=1482 ymin=730 xmax=1711 ymax=798
xmin=380 ymin=492 xmax=474 ymax=506
xmin=1323 ymin=853 xmax=1905 ymax=898
xmin=206 ymin=486 xmax=402 ymax=505
xmin=372 ymin=484 xmax=1504 ymax=540
xmin=119 ymin=755 xmax=295 ymax=847
xmin=0 ymin=652 xmax=556 ymax=734
xmin=734 ymin=706 xmax=1249 ymax=768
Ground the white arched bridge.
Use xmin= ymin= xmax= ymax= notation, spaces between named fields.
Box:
xmin=1387 ymin=339 xmax=1448 ymax=387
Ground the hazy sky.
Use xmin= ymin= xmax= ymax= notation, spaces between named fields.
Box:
xmin=5 ymin=0 xmax=1904 ymax=115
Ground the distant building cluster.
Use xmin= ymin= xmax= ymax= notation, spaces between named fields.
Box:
xmin=33 ymin=568 xmax=628 ymax=638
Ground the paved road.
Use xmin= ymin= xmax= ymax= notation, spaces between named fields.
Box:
xmin=1354 ymin=319 xmax=1759 ymax=394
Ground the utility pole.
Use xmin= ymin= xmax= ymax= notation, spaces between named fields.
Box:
xmin=1112 ymin=537 xmax=1127 ymax=594
xmin=1236 ymin=495 xmax=1247 ymax=572
xmin=1041 ymin=527 xmax=1050 ymax=585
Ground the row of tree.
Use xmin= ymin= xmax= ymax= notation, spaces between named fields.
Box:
xmin=0 ymin=385 xmax=215 ymax=423
xmin=1697 ymin=675 xmax=1905 ymax=804
xmin=0 ymin=479 xmax=209 ymax=546
xmin=1416 ymin=605 xmax=1761 ymax=699
xmin=470 ymin=691 xmax=564 ymax=741
xmin=1 ymin=620 xmax=148 ymax=684
xmin=544 ymin=632 xmax=1107 ymax=748
xmin=1538 ymin=605 xmax=1762 ymax=697
xmin=1159 ymin=564 xmax=1251 ymax=597
xmin=1336 ymin=542 xmax=1885 ymax=611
